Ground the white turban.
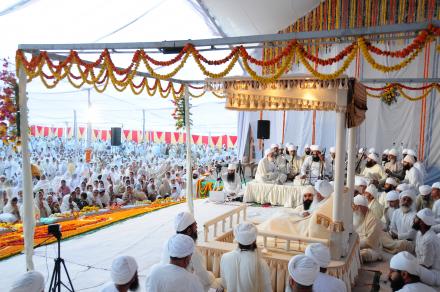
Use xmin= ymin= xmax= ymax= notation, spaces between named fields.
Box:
xmin=365 ymin=184 xmax=378 ymax=199
xmin=402 ymin=149 xmax=408 ymax=155
xmin=305 ymin=243 xmax=331 ymax=268
xmin=400 ymin=190 xmax=416 ymax=202
xmin=329 ymin=147 xmax=336 ymax=154
xmin=419 ymin=185 xmax=432 ymax=196
xmin=417 ymin=208 xmax=435 ymax=226
xmin=367 ymin=153 xmax=378 ymax=162
xmin=403 ymin=155 xmax=415 ymax=165
xmin=111 ymin=255 xmax=138 ymax=285
xmin=385 ymin=177 xmax=397 ymax=187
xmin=354 ymin=194 xmax=369 ymax=207
xmin=397 ymin=183 xmax=410 ymax=192
xmin=390 ymin=252 xmax=419 ymax=276
xmin=303 ymin=185 xmax=315 ymax=196
xmin=264 ymin=148 xmax=272 ymax=157
xmin=315 ymin=180 xmax=333 ymax=198
xmin=386 ymin=191 xmax=400 ymax=201
xmin=9 ymin=271 xmax=45 ymax=292
xmin=287 ymin=145 xmax=298 ymax=151
xmin=228 ymin=164 xmax=236 ymax=171
xmin=304 ymin=144 xmax=310 ymax=149
xmin=407 ymin=149 xmax=416 ymax=157
xmin=355 ymin=177 xmax=368 ymax=187
xmin=368 ymin=148 xmax=376 ymax=154
xmin=383 ymin=149 xmax=389 ymax=155
xmin=233 ymin=222 xmax=257 ymax=245
xmin=388 ymin=148 xmax=398 ymax=157
xmin=167 ymin=234 xmax=195 ymax=258
xmin=174 ymin=212 xmax=196 ymax=232
xmin=432 ymin=182 xmax=440 ymax=190
xmin=358 ymin=147 xmax=365 ymax=154
xmin=288 ymin=255 xmax=319 ymax=286
xmin=270 ymin=144 xmax=279 ymax=149
xmin=310 ymin=145 xmax=321 ymax=152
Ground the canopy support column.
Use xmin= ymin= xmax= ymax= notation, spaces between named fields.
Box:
xmin=331 ymin=89 xmax=348 ymax=260
xmin=184 ymin=86 xmax=194 ymax=215
xmin=86 ymin=88 xmax=92 ymax=148
xmin=345 ymin=127 xmax=357 ymax=234
xmin=19 ymin=66 xmax=35 ymax=271
xmin=142 ymin=109 xmax=146 ymax=147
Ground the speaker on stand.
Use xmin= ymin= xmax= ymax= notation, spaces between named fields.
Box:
xmin=111 ymin=128 xmax=122 ymax=153
xmin=257 ymin=120 xmax=270 ymax=158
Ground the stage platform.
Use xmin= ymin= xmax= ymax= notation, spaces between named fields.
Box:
xmin=244 ymin=180 xmax=308 ymax=207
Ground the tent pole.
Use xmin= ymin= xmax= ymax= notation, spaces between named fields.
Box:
xmin=184 ymin=86 xmax=194 ymax=215
xmin=86 ymin=88 xmax=92 ymax=148
xmin=18 ymin=66 xmax=35 ymax=271
xmin=331 ymin=88 xmax=348 ymax=260
xmin=346 ymin=127 xmax=357 ymax=234
xmin=142 ymin=109 xmax=146 ymax=148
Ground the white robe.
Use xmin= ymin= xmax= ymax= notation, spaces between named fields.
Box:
xmin=404 ymin=167 xmax=423 ymax=188
xmin=432 ymin=200 xmax=440 ymax=233
xmin=255 ymin=157 xmax=279 ymax=183
xmin=415 ymin=229 xmax=440 ymax=287
xmin=300 ymin=156 xmax=324 ymax=185
xmin=390 ymin=209 xmax=417 ymax=240
xmin=313 ymin=272 xmax=347 ymax=292
xmin=222 ymin=173 xmax=241 ymax=196
xmin=220 ymin=249 xmax=272 ymax=292
xmin=395 ymin=282 xmax=436 ymax=291
xmin=161 ymin=242 xmax=216 ymax=291
xmin=145 ymin=263 xmax=204 ymax=292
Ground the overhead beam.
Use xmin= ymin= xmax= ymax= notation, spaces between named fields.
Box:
xmin=19 ymin=20 xmax=439 ymax=51
xmin=361 ymin=78 xmax=440 ymax=83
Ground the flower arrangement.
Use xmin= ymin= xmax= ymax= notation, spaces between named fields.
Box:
xmin=171 ymin=97 xmax=192 ymax=130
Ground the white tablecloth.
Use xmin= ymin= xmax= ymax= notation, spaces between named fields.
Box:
xmin=243 ymin=181 xmax=307 ymax=207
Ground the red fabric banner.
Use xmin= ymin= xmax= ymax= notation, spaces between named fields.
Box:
xmin=202 ymin=136 xmax=208 ymax=145
xmin=229 ymin=136 xmax=238 ymax=146
xmin=132 ymin=130 xmax=139 ymax=143
xmin=211 ymin=136 xmax=219 ymax=146
xmin=123 ymin=130 xmax=130 ymax=138
xmin=57 ymin=128 xmax=63 ymax=138
xmin=165 ymin=132 xmax=171 ymax=144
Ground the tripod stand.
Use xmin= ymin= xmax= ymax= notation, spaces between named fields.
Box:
xmin=237 ymin=160 xmax=246 ymax=186
xmin=48 ymin=236 xmax=75 ymax=292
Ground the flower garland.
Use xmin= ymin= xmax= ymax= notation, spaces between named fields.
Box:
xmin=14 ymin=25 xmax=440 ymax=92
xmin=171 ymin=96 xmax=191 ymax=130
xmin=0 ymin=59 xmax=20 ymax=150
xmin=366 ymin=84 xmax=440 ymax=102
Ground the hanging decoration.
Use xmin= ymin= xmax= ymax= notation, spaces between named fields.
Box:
xmin=171 ymin=97 xmax=192 ymax=131
xmin=365 ymin=83 xmax=440 ymax=102
xmin=0 ymin=59 xmax=20 ymax=150
xmin=380 ymin=85 xmax=399 ymax=106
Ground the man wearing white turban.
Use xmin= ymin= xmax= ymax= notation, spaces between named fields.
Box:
xmin=431 ymin=182 xmax=440 ymax=233
xmin=160 ymin=212 xmax=221 ymax=291
xmin=9 ymin=271 xmax=45 ymax=292
xmin=389 ymin=251 xmax=436 ymax=291
xmin=353 ymin=195 xmax=383 ymax=262
xmin=383 ymin=190 xmax=400 ymax=231
xmin=309 ymin=180 xmax=333 ymax=213
xmin=101 ymin=255 xmax=139 ymax=292
xmin=292 ymin=185 xmax=315 ymax=217
xmin=363 ymin=184 xmax=384 ymax=221
xmin=305 ymin=243 xmax=346 ymax=292
xmin=384 ymin=148 xmax=403 ymax=174
xmin=361 ymin=153 xmax=386 ymax=182
xmin=220 ymin=223 xmax=271 ymax=292
xmin=416 ymin=185 xmax=434 ymax=211
xmin=146 ymin=234 xmax=203 ymax=292
xmin=255 ymin=149 xmax=286 ymax=184
xmin=403 ymin=155 xmax=423 ymax=188
xmin=222 ymin=164 xmax=242 ymax=198
xmin=390 ymin=190 xmax=417 ymax=242
xmin=285 ymin=145 xmax=302 ymax=180
xmin=300 ymin=145 xmax=326 ymax=185
xmin=412 ymin=208 xmax=440 ymax=287
xmin=287 ymin=254 xmax=319 ymax=292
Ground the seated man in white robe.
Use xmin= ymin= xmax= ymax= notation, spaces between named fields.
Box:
xmin=388 ymin=251 xmax=436 ymax=292
xmin=287 ymin=254 xmax=319 ymax=292
xmin=431 ymin=182 xmax=440 ymax=233
xmin=285 ymin=144 xmax=302 ymax=180
xmin=416 ymin=185 xmax=434 ymax=211
xmin=390 ymin=190 xmax=417 ymax=242
xmin=161 ymin=212 xmax=221 ymax=291
xmin=221 ymin=164 xmax=242 ymax=199
xmin=354 ymin=176 xmax=368 ymax=196
xmin=292 ymin=185 xmax=315 ymax=217
xmin=310 ymin=180 xmax=333 ymax=213
xmin=221 ymin=223 xmax=271 ymax=292
xmin=383 ymin=190 xmax=400 ymax=231
xmin=101 ymin=255 xmax=139 ymax=292
xmin=300 ymin=145 xmax=325 ymax=185
xmin=378 ymin=177 xmax=397 ymax=206
xmin=353 ymin=195 xmax=383 ymax=262
xmin=305 ymin=243 xmax=346 ymax=292
xmin=361 ymin=153 xmax=386 ymax=183
xmin=412 ymin=208 xmax=440 ymax=287
xmin=255 ymin=149 xmax=286 ymax=184
xmin=403 ymin=155 xmax=423 ymax=189
xmin=363 ymin=184 xmax=384 ymax=221
xmin=146 ymin=234 xmax=204 ymax=292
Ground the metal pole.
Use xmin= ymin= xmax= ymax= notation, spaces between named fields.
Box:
xmin=18 ymin=66 xmax=35 ymax=271
xmin=73 ymin=110 xmax=78 ymax=149
xmin=86 ymin=88 xmax=92 ymax=148
xmin=346 ymin=127 xmax=357 ymax=234
xmin=64 ymin=121 xmax=68 ymax=142
xmin=331 ymin=89 xmax=348 ymax=260
xmin=184 ymin=86 xmax=194 ymax=215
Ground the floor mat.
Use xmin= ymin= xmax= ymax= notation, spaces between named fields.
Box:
xmin=353 ymin=269 xmax=383 ymax=292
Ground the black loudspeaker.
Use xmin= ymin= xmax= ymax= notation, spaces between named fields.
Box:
xmin=111 ymin=127 xmax=121 ymax=146
xmin=257 ymin=120 xmax=270 ymax=139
